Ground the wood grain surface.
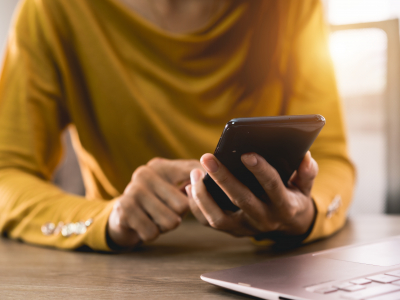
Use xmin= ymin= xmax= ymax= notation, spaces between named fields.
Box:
xmin=1 ymin=215 xmax=400 ymax=299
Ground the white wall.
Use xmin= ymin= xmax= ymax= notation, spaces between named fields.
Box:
xmin=0 ymin=0 xmax=20 ymax=57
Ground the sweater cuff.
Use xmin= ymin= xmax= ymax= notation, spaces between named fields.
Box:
xmin=303 ymin=187 xmax=346 ymax=244
xmin=83 ymin=199 xmax=116 ymax=251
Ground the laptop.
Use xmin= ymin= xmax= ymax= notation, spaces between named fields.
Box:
xmin=201 ymin=235 xmax=400 ymax=300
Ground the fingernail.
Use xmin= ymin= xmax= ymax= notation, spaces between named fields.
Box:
xmin=242 ymin=153 xmax=258 ymax=167
xmin=185 ymin=185 xmax=192 ymax=198
xmin=190 ymin=169 xmax=202 ymax=185
xmin=202 ymin=158 xmax=219 ymax=173
xmin=307 ymin=152 xmax=313 ymax=169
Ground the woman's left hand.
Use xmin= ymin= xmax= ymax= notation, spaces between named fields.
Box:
xmin=186 ymin=151 xmax=318 ymax=239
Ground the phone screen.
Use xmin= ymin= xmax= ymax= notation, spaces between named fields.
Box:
xmin=203 ymin=115 xmax=325 ymax=211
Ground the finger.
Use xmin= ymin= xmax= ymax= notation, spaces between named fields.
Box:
xmin=150 ymin=177 xmax=190 ymax=215
xmin=117 ymin=199 xmax=160 ymax=242
xmin=139 ymin=190 xmax=182 ymax=233
xmin=129 ymin=167 xmax=189 ymax=215
xmin=108 ymin=202 xmax=141 ymax=248
xmin=190 ymin=172 xmax=271 ymax=237
xmin=290 ymin=151 xmax=318 ymax=196
xmin=130 ymin=210 xmax=160 ymax=242
xmin=190 ymin=168 xmax=233 ymax=231
xmin=186 ymin=185 xmax=209 ymax=226
xmin=179 ymin=179 xmax=191 ymax=193
xmin=241 ymin=153 xmax=288 ymax=208
xmin=200 ymin=153 xmax=264 ymax=218
xmin=147 ymin=158 xmax=204 ymax=185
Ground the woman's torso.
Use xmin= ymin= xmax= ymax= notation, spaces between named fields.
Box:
xmin=42 ymin=0 xmax=290 ymax=199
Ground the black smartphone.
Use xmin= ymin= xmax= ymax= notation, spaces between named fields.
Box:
xmin=203 ymin=115 xmax=325 ymax=211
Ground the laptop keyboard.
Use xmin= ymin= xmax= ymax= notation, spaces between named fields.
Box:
xmin=310 ymin=269 xmax=400 ymax=299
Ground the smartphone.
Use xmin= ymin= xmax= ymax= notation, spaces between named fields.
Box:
xmin=203 ymin=115 xmax=325 ymax=211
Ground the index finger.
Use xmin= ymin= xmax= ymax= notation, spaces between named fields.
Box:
xmin=147 ymin=158 xmax=203 ymax=185
xmin=200 ymin=153 xmax=266 ymax=219
xmin=241 ymin=153 xmax=288 ymax=208
xmin=189 ymin=169 xmax=257 ymax=236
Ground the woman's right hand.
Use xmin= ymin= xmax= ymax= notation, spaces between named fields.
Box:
xmin=107 ymin=158 xmax=202 ymax=250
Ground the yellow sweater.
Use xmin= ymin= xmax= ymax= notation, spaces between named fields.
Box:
xmin=0 ymin=0 xmax=354 ymax=251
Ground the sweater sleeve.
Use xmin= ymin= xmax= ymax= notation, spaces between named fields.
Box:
xmin=0 ymin=0 xmax=114 ymax=251
xmin=285 ymin=0 xmax=355 ymax=242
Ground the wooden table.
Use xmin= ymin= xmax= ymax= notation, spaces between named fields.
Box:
xmin=1 ymin=215 xmax=400 ymax=299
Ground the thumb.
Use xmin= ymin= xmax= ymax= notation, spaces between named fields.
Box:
xmin=290 ymin=151 xmax=318 ymax=196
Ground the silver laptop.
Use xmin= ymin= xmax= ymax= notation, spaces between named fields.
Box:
xmin=201 ymin=235 xmax=400 ymax=300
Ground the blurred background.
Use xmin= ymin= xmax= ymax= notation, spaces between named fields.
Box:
xmin=1 ymin=0 xmax=400 ymax=214
xmin=322 ymin=0 xmax=400 ymax=215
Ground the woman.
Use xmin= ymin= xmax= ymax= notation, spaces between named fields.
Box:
xmin=0 ymin=0 xmax=354 ymax=250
